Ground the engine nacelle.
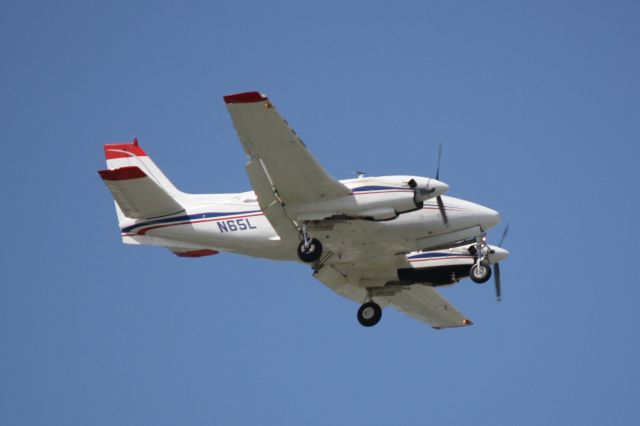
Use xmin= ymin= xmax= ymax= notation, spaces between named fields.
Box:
xmin=288 ymin=175 xmax=448 ymax=221
xmin=397 ymin=247 xmax=475 ymax=286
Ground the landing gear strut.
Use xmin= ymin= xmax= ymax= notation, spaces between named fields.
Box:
xmin=469 ymin=234 xmax=493 ymax=284
xmin=297 ymin=222 xmax=323 ymax=263
xmin=357 ymin=301 xmax=382 ymax=327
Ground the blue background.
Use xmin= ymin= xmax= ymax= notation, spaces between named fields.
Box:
xmin=2 ymin=1 xmax=639 ymax=424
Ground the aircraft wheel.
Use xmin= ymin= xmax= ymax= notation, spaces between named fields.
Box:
xmin=297 ymin=238 xmax=323 ymax=262
xmin=470 ymin=263 xmax=492 ymax=284
xmin=357 ymin=302 xmax=382 ymax=327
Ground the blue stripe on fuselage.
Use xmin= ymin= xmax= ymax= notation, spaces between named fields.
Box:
xmin=351 ymin=185 xmax=406 ymax=192
xmin=121 ymin=210 xmax=262 ymax=233
xmin=407 ymin=252 xmax=470 ymax=260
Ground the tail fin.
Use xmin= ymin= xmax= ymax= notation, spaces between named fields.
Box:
xmin=103 ymin=138 xmax=183 ymax=197
xmin=98 ymin=138 xmax=185 ymax=220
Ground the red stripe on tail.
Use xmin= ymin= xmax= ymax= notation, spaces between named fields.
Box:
xmin=104 ymin=138 xmax=147 ymax=159
xmin=223 ymin=91 xmax=267 ymax=104
xmin=98 ymin=166 xmax=147 ymax=181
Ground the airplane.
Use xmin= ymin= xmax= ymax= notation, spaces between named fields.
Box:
xmin=98 ymin=91 xmax=509 ymax=329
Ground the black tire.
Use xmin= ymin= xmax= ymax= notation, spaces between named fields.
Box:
xmin=297 ymin=238 xmax=323 ymax=262
xmin=470 ymin=263 xmax=492 ymax=284
xmin=357 ymin=302 xmax=382 ymax=327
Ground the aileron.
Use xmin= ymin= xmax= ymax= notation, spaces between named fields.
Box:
xmin=384 ymin=286 xmax=473 ymax=329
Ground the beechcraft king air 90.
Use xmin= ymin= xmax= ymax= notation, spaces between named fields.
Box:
xmin=98 ymin=91 xmax=510 ymax=329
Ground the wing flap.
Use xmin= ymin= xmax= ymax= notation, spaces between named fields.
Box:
xmin=313 ymin=264 xmax=370 ymax=304
xmin=245 ymin=158 xmax=299 ymax=246
xmin=98 ymin=166 xmax=185 ymax=219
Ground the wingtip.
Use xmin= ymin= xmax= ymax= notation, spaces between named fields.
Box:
xmin=104 ymin=138 xmax=147 ymax=159
xmin=432 ymin=319 xmax=473 ymax=330
xmin=223 ymin=91 xmax=268 ymax=104
xmin=98 ymin=166 xmax=147 ymax=181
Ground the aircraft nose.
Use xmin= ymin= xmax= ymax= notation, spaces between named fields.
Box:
xmin=479 ymin=206 xmax=500 ymax=231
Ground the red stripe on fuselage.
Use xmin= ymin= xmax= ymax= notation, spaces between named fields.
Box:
xmin=353 ymin=189 xmax=414 ymax=195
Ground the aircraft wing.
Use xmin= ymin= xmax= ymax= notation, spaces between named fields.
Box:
xmin=224 ymin=92 xmax=351 ymax=240
xmin=384 ymin=285 xmax=472 ymax=329
xmin=314 ymin=262 xmax=472 ymax=329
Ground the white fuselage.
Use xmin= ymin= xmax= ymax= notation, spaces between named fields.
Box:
xmin=119 ymin=177 xmax=499 ymax=263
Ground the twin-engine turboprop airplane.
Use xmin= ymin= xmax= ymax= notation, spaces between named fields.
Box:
xmin=98 ymin=91 xmax=509 ymax=329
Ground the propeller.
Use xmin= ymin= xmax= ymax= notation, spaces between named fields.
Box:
xmin=498 ymin=224 xmax=509 ymax=247
xmin=436 ymin=195 xmax=449 ymax=226
xmin=493 ymin=225 xmax=509 ymax=302
xmin=434 ymin=145 xmax=448 ymax=226
xmin=435 ymin=144 xmax=442 ymax=180
xmin=494 ymin=263 xmax=501 ymax=302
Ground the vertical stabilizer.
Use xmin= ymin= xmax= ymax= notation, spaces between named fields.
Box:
xmin=99 ymin=138 xmax=186 ymax=221
xmin=103 ymin=138 xmax=183 ymax=197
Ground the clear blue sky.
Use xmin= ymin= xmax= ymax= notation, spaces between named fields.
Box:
xmin=1 ymin=1 xmax=639 ymax=425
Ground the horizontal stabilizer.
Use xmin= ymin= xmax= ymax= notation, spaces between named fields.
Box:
xmin=98 ymin=166 xmax=185 ymax=219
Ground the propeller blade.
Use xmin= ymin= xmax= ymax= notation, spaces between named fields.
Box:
xmin=435 ymin=144 xmax=442 ymax=180
xmin=498 ymin=224 xmax=509 ymax=247
xmin=436 ymin=195 xmax=449 ymax=226
xmin=494 ymin=262 xmax=501 ymax=301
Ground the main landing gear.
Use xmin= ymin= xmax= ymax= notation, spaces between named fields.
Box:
xmin=469 ymin=234 xmax=492 ymax=284
xmin=297 ymin=222 xmax=323 ymax=263
xmin=470 ymin=263 xmax=492 ymax=283
xmin=357 ymin=301 xmax=382 ymax=327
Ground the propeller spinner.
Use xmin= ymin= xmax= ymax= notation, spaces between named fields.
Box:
xmin=408 ymin=145 xmax=449 ymax=225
